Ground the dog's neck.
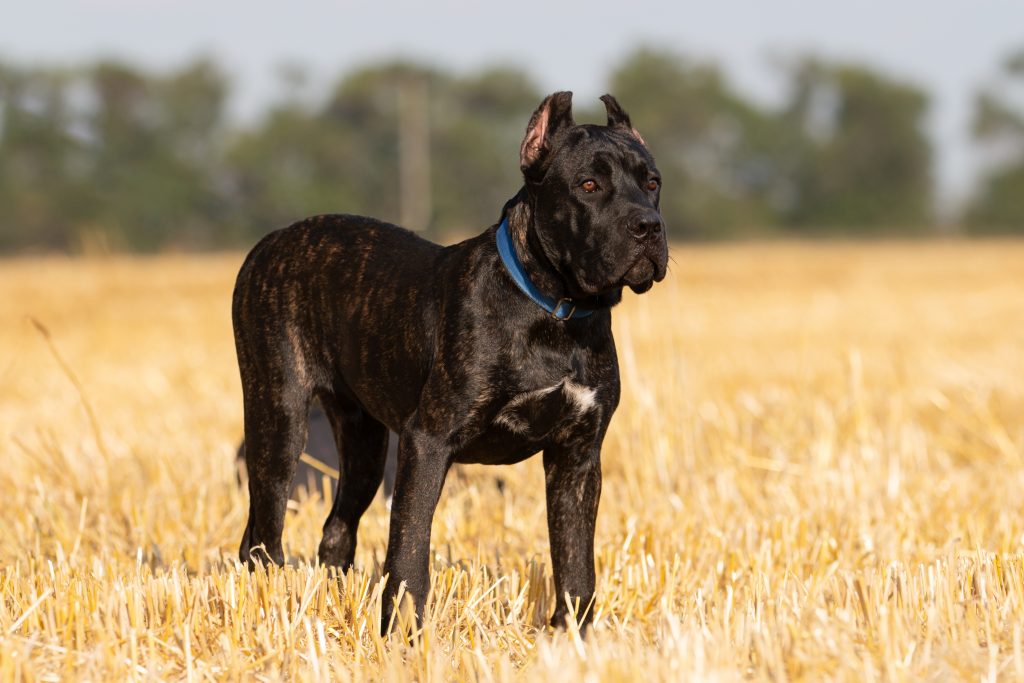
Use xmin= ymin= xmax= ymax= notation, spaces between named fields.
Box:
xmin=504 ymin=197 xmax=564 ymax=302
xmin=501 ymin=191 xmax=621 ymax=311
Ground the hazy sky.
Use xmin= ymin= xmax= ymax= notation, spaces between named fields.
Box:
xmin=4 ymin=0 xmax=1022 ymax=209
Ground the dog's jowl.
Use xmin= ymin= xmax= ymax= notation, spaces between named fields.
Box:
xmin=232 ymin=91 xmax=668 ymax=633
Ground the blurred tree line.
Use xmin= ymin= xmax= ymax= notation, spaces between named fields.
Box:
xmin=0 ymin=47 xmax=1020 ymax=252
xmin=968 ymin=48 xmax=1024 ymax=233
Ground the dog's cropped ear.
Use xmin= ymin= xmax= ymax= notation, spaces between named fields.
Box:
xmin=520 ymin=91 xmax=575 ymax=176
xmin=600 ymin=94 xmax=646 ymax=146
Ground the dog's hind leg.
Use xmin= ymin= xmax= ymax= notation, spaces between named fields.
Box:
xmin=317 ymin=391 xmax=389 ymax=570
xmin=238 ymin=380 xmax=310 ymax=567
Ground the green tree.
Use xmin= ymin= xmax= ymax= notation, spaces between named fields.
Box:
xmin=226 ymin=62 xmax=442 ymax=241
xmin=87 ymin=58 xmax=229 ymax=249
xmin=430 ymin=67 xmax=540 ymax=233
xmin=967 ymin=48 xmax=1024 ymax=233
xmin=0 ymin=63 xmax=91 ymax=250
xmin=782 ymin=59 xmax=933 ymax=232
xmin=609 ymin=48 xmax=793 ymax=239
xmin=0 ymin=52 xmax=945 ymax=252
xmin=226 ymin=61 xmax=540 ymax=242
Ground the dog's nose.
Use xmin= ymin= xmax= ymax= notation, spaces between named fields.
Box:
xmin=628 ymin=212 xmax=663 ymax=240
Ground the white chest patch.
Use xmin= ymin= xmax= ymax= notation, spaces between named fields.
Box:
xmin=494 ymin=378 xmax=598 ymax=435
xmin=562 ymin=380 xmax=598 ymax=413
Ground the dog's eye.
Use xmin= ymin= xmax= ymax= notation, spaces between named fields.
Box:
xmin=646 ymin=178 xmax=660 ymax=191
xmin=580 ymin=179 xmax=598 ymax=193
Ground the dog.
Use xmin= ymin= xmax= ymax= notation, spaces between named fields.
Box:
xmin=232 ymin=91 xmax=667 ymax=634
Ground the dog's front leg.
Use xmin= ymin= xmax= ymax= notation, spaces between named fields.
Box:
xmin=543 ymin=444 xmax=602 ymax=632
xmin=380 ymin=427 xmax=451 ymax=635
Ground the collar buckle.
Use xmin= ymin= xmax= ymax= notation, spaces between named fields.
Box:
xmin=550 ymin=298 xmax=577 ymax=321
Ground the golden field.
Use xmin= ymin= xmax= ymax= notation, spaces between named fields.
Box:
xmin=1 ymin=241 xmax=1023 ymax=681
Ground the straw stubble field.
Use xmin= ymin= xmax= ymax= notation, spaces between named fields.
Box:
xmin=1 ymin=241 xmax=1023 ymax=680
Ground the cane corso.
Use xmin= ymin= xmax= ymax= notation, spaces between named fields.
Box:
xmin=232 ymin=91 xmax=667 ymax=633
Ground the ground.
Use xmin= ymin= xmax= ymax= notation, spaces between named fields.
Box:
xmin=1 ymin=241 xmax=1023 ymax=680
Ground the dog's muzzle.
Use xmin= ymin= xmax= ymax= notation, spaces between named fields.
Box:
xmin=623 ymin=211 xmax=668 ymax=294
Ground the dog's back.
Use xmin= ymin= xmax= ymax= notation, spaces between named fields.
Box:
xmin=232 ymin=214 xmax=444 ymax=431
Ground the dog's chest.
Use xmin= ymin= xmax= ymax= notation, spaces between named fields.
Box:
xmin=492 ymin=378 xmax=599 ymax=438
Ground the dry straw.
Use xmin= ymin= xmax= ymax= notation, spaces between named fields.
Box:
xmin=1 ymin=242 xmax=1023 ymax=680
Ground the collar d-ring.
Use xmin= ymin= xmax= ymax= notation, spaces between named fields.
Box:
xmin=550 ymin=298 xmax=577 ymax=320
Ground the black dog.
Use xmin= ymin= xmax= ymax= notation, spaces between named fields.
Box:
xmin=232 ymin=92 xmax=667 ymax=633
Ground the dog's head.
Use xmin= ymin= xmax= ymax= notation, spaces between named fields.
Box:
xmin=519 ymin=91 xmax=668 ymax=297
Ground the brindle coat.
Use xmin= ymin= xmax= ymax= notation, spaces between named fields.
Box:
xmin=232 ymin=91 xmax=668 ymax=633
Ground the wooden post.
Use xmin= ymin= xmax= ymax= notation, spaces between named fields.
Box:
xmin=397 ymin=77 xmax=431 ymax=232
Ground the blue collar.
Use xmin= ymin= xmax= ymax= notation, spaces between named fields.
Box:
xmin=495 ymin=217 xmax=595 ymax=320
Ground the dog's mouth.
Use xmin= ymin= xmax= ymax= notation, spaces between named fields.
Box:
xmin=621 ymin=257 xmax=659 ymax=294
xmin=571 ymin=247 xmax=667 ymax=298
xmin=574 ymin=257 xmax=664 ymax=297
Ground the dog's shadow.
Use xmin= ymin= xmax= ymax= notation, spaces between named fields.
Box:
xmin=235 ymin=403 xmax=506 ymax=505
xmin=235 ymin=401 xmax=398 ymax=504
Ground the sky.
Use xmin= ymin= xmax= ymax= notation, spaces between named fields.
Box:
xmin=3 ymin=0 xmax=1022 ymax=212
